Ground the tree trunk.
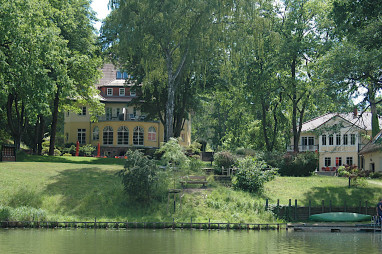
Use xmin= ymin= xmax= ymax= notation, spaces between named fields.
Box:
xmin=49 ymin=87 xmax=61 ymax=155
xmin=291 ymin=58 xmax=300 ymax=153
xmin=370 ymin=90 xmax=380 ymax=138
xmin=37 ymin=115 xmax=45 ymax=155
xmin=6 ymin=93 xmax=27 ymax=150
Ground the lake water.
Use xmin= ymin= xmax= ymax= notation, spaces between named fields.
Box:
xmin=0 ymin=228 xmax=382 ymax=254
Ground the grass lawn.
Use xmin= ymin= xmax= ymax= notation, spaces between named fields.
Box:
xmin=1 ymin=157 xmax=382 ymax=223
xmin=264 ymin=175 xmax=382 ymax=207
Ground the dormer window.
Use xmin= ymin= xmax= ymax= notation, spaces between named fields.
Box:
xmin=130 ymin=89 xmax=136 ymax=97
xmin=107 ymin=88 xmax=113 ymax=96
xmin=116 ymin=71 xmax=128 ymax=79
xmin=119 ymin=88 xmax=125 ymax=96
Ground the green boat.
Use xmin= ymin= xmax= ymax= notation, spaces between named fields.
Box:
xmin=309 ymin=212 xmax=372 ymax=222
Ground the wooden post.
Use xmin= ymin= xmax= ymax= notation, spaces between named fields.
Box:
xmin=309 ymin=200 xmax=311 ymax=217
xmin=288 ymin=199 xmax=291 ymax=220
xmin=277 ymin=199 xmax=280 ymax=216
xmin=329 ymin=200 xmax=332 ymax=212
xmin=208 ymin=218 xmax=210 ymax=229
xmin=294 ymin=199 xmax=297 ymax=221
xmin=265 ymin=199 xmax=269 ymax=210
xmin=322 ymin=200 xmax=325 ymax=213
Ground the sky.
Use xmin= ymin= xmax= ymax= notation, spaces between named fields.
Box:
xmin=91 ymin=0 xmax=111 ymax=31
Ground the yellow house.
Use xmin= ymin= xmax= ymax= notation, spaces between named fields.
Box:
xmin=287 ymin=111 xmax=381 ymax=171
xmin=64 ymin=64 xmax=191 ymax=157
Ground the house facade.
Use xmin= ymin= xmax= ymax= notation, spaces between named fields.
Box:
xmin=287 ymin=111 xmax=380 ymax=171
xmin=359 ymin=130 xmax=382 ymax=172
xmin=64 ymin=64 xmax=191 ymax=157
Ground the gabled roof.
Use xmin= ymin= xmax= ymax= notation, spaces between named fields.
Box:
xmin=301 ymin=112 xmax=381 ymax=132
xmin=359 ymin=130 xmax=382 ymax=155
xmin=96 ymin=63 xmax=134 ymax=87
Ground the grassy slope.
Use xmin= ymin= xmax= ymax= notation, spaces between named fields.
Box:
xmin=2 ymin=156 xmax=382 ymax=223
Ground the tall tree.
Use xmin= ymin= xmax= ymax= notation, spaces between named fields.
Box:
xmin=102 ymin=0 xmax=232 ymax=141
xmin=0 ymin=0 xmax=65 ymax=149
xmin=47 ymin=0 xmax=103 ymax=155
xmin=326 ymin=0 xmax=382 ymax=137
xmin=277 ymin=0 xmax=330 ymax=152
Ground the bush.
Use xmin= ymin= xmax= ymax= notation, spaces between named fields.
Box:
xmin=278 ymin=152 xmax=318 ymax=176
xmin=214 ymin=151 xmax=237 ymax=169
xmin=10 ymin=206 xmax=47 ymax=221
xmin=0 ymin=206 xmax=11 ymax=221
xmin=157 ymin=138 xmax=189 ymax=168
xmin=62 ymin=145 xmax=76 ymax=155
xmin=337 ymin=165 xmax=359 ymax=177
xmin=370 ymin=172 xmax=382 ymax=179
xmin=232 ymin=157 xmax=278 ymax=193
xmin=118 ymin=150 xmax=167 ymax=202
xmin=79 ymin=144 xmax=95 ymax=156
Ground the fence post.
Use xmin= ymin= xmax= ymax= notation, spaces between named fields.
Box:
xmin=322 ymin=200 xmax=325 ymax=213
xmin=288 ymin=199 xmax=292 ymax=221
xmin=266 ymin=199 xmax=269 ymax=210
xmin=277 ymin=199 xmax=280 ymax=216
xmin=294 ymin=199 xmax=297 ymax=221
xmin=309 ymin=200 xmax=311 ymax=217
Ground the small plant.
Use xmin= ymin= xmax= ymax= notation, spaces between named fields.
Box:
xmin=214 ymin=151 xmax=237 ymax=170
xmin=118 ymin=150 xmax=167 ymax=202
xmin=232 ymin=157 xmax=278 ymax=193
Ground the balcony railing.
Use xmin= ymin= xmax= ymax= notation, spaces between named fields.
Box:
xmin=98 ymin=114 xmax=146 ymax=122
xmin=286 ymin=145 xmax=319 ymax=152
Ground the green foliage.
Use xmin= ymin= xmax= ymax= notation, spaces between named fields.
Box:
xmin=185 ymin=142 xmax=202 ymax=156
xmin=118 ymin=150 xmax=167 ymax=202
xmin=232 ymin=157 xmax=278 ymax=193
xmin=214 ymin=151 xmax=237 ymax=170
xmin=10 ymin=206 xmax=47 ymax=221
xmin=279 ymin=152 xmax=318 ymax=177
xmin=157 ymin=138 xmax=189 ymax=168
xmin=370 ymin=172 xmax=382 ymax=179
xmin=0 ymin=206 xmax=11 ymax=221
xmin=79 ymin=144 xmax=95 ymax=156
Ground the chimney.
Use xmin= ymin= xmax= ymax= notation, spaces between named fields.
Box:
xmin=353 ymin=107 xmax=358 ymax=119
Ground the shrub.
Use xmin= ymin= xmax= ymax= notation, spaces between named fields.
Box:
xmin=157 ymin=138 xmax=189 ymax=169
xmin=232 ymin=157 xmax=278 ymax=193
xmin=0 ymin=206 xmax=11 ymax=221
xmin=370 ymin=172 xmax=382 ymax=179
xmin=278 ymin=152 xmax=318 ymax=176
xmin=118 ymin=150 xmax=167 ymax=202
xmin=185 ymin=142 xmax=202 ymax=156
xmin=337 ymin=165 xmax=359 ymax=177
xmin=62 ymin=145 xmax=76 ymax=155
xmin=214 ymin=151 xmax=237 ymax=169
xmin=79 ymin=144 xmax=95 ymax=156
xmin=10 ymin=206 xmax=47 ymax=221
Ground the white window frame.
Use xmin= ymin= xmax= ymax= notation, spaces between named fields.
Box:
xmin=107 ymin=88 xmax=113 ymax=96
xmin=325 ymin=157 xmax=331 ymax=167
xmin=77 ymin=129 xmax=86 ymax=144
xmin=130 ymin=89 xmax=136 ymax=97
xmin=350 ymin=134 xmax=356 ymax=145
xmin=329 ymin=134 xmax=334 ymax=145
xmin=133 ymin=126 xmax=144 ymax=146
xmin=322 ymin=135 xmax=326 ymax=145
xmin=343 ymin=134 xmax=348 ymax=145
xmin=103 ymin=126 xmax=113 ymax=145
xmin=148 ymin=127 xmax=156 ymax=141
xmin=119 ymin=88 xmax=125 ymax=96
xmin=346 ymin=157 xmax=353 ymax=166
xmin=117 ymin=126 xmax=129 ymax=145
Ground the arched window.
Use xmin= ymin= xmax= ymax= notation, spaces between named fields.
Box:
xmin=118 ymin=126 xmax=129 ymax=145
xmin=103 ymin=126 xmax=113 ymax=145
xmin=133 ymin=126 xmax=144 ymax=146
xmin=93 ymin=126 xmax=99 ymax=141
xmin=148 ymin=126 xmax=156 ymax=141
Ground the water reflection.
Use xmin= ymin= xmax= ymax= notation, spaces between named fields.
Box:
xmin=0 ymin=229 xmax=382 ymax=254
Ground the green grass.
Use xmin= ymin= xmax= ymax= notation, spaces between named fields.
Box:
xmin=1 ymin=160 xmax=382 ymax=223
xmin=17 ymin=154 xmax=125 ymax=165
xmin=264 ymin=175 xmax=382 ymax=207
